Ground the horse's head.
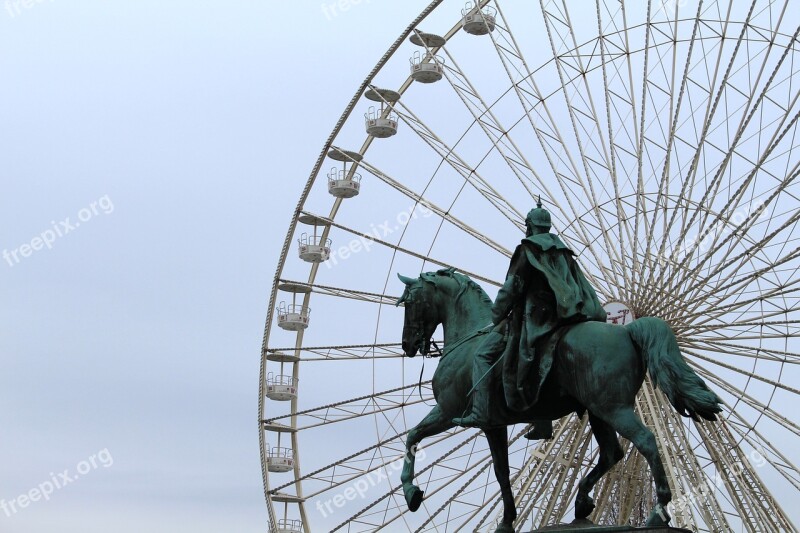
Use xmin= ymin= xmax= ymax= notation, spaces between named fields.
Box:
xmin=396 ymin=272 xmax=441 ymax=357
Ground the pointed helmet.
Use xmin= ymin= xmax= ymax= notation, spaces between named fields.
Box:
xmin=526 ymin=198 xmax=551 ymax=231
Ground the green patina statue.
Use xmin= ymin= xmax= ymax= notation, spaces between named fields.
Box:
xmin=453 ymin=201 xmax=607 ymax=439
xmin=397 ymin=203 xmax=722 ymax=533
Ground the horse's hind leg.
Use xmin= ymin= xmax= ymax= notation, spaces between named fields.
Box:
xmin=484 ymin=428 xmax=516 ymax=533
xmin=401 ymin=405 xmax=453 ymax=512
xmin=603 ymin=407 xmax=672 ymax=525
xmin=575 ymin=414 xmax=624 ymax=519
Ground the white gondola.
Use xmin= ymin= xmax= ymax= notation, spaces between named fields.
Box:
xmin=275 ymin=519 xmax=303 ymax=533
xmin=364 ymin=106 xmax=398 ymax=138
xmin=327 ymin=148 xmax=364 ymax=199
xmin=276 ymin=302 xmax=310 ymax=331
xmin=266 ymin=372 xmax=298 ymax=401
xmin=266 ymin=446 xmax=294 ymax=473
xmin=461 ymin=2 xmax=496 ymax=35
xmin=364 ymin=87 xmax=401 ymax=139
xmin=297 ymin=214 xmax=331 ymax=263
xmin=297 ymin=232 xmax=331 ymax=263
xmin=410 ymin=51 xmax=445 ymax=83
xmin=327 ymin=167 xmax=361 ymax=198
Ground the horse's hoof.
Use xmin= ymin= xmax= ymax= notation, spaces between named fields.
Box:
xmin=575 ymin=494 xmax=595 ymax=519
xmin=645 ymin=503 xmax=671 ymax=526
xmin=494 ymin=523 xmax=514 ymax=533
xmin=405 ymin=485 xmax=424 ymax=512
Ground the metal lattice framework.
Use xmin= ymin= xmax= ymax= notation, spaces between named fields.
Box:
xmin=260 ymin=1 xmax=800 ymax=531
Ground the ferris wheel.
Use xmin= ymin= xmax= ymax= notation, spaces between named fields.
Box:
xmin=260 ymin=1 xmax=800 ymax=531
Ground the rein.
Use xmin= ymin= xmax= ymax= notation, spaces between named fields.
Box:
xmin=424 ymin=323 xmax=494 ymax=359
xmin=417 ymin=324 xmax=493 ymax=405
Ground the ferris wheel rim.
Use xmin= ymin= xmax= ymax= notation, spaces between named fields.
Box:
xmin=262 ymin=1 xmax=800 ymax=531
xmin=258 ymin=1 xmax=461 ymax=529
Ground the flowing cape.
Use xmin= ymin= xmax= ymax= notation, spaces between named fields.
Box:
xmin=493 ymin=234 xmax=606 ymax=410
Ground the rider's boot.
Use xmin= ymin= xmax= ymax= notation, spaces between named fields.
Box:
xmin=524 ymin=419 xmax=553 ymax=440
xmin=452 ymin=380 xmax=491 ymax=427
xmin=452 ymin=323 xmax=507 ymax=428
xmin=452 ymin=352 xmax=493 ymax=427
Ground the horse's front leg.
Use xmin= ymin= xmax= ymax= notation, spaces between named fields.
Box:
xmin=484 ymin=427 xmax=516 ymax=533
xmin=401 ymin=405 xmax=453 ymax=512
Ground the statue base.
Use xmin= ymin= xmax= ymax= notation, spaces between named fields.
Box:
xmin=530 ymin=519 xmax=692 ymax=532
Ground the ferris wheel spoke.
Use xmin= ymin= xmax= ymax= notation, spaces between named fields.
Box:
xmin=594 ymin=0 xmax=640 ymax=293
xmin=690 ymin=363 xmax=800 ymax=439
xmin=352 ymin=160 xmax=514 ymax=260
xmin=266 ymin=342 xmax=413 ymax=362
xmin=695 ymin=416 xmax=798 ymax=530
xmin=683 ymin=199 xmax=800 ymax=316
xmin=426 ymin=40 xmax=547 ymax=202
xmin=269 ymin=430 xmax=409 ymax=496
xmin=424 ymin=35 xmax=620 ymax=274
xmin=626 ymin=0 xmax=655 ymax=306
xmin=263 ymin=382 xmax=432 ymax=430
xmin=415 ymin=426 xmax=536 ymax=532
xmin=514 ymin=416 xmax=593 ymax=528
xmin=293 ymin=428 xmax=468 ymax=501
xmin=665 ymin=430 xmax=732 ymax=530
xmin=537 ymin=0 xmax=636 ymax=295
xmin=679 ymin=337 xmax=800 ymax=364
xmin=590 ymin=445 xmax=657 ymax=528
xmin=712 ymin=402 xmax=800 ymax=492
xmin=392 ymin=101 xmax=525 ymax=225
xmin=429 ymin=35 xmax=608 ymax=257
xmin=672 ymin=134 xmax=800 ymax=307
xmin=641 ymin=3 xmax=706 ymax=297
xmin=662 ymin=64 xmax=800 ymax=299
xmin=412 ymin=453 xmax=497 ymax=532
xmin=653 ymin=1 xmax=760 ymax=295
xmin=479 ymin=1 xmax=624 ymax=293
xmin=475 ymin=433 xmax=539 ymax=531
xmin=330 ymin=430 xmax=483 ymax=531
xmin=277 ymin=278 xmax=402 ymax=306
xmin=653 ymin=239 xmax=800 ymax=321
xmin=503 ymin=425 xmax=587 ymax=530
xmin=674 ymin=247 xmax=800 ymax=322
xmin=300 ymin=207 xmax=507 ymax=283
xmin=672 ymin=310 xmax=800 ymax=340
xmin=678 ymin=303 xmax=800 ymax=334
xmin=685 ymin=15 xmax=798 ymax=217
xmin=638 ymin=382 xmax=703 ymax=528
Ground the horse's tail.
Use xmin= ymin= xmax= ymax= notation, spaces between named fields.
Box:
xmin=626 ymin=317 xmax=722 ymax=421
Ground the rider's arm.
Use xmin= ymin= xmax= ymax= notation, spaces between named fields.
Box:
xmin=492 ymin=250 xmax=527 ymax=324
xmin=492 ymin=273 xmax=521 ymax=325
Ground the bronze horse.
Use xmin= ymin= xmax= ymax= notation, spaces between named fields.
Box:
xmin=397 ymin=268 xmax=721 ymax=532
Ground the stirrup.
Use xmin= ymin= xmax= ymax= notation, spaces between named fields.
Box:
xmin=452 ymin=414 xmax=487 ymax=428
xmin=524 ymin=423 xmax=554 ymax=440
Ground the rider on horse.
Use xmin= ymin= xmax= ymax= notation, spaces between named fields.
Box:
xmin=453 ymin=200 xmax=607 ymax=437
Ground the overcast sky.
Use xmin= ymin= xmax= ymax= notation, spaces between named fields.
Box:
xmin=4 ymin=2 xmax=799 ymax=532
xmin=0 ymin=2 xmax=434 ymax=532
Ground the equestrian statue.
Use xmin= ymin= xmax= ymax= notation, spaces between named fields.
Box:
xmin=396 ymin=202 xmax=722 ymax=533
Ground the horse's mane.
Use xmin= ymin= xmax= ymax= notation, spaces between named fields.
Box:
xmin=420 ymin=268 xmax=492 ymax=309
